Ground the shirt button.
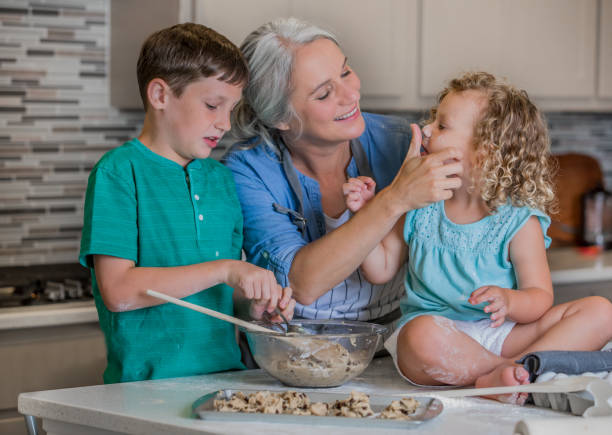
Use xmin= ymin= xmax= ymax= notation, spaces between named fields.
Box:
xmin=194 ymin=194 xmax=200 ymax=201
xmin=198 ymin=214 xmax=204 ymax=221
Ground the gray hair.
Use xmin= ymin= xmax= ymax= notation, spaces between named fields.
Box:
xmin=225 ymin=17 xmax=339 ymax=154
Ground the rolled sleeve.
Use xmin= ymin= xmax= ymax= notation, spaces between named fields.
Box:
xmin=225 ymin=153 xmax=307 ymax=287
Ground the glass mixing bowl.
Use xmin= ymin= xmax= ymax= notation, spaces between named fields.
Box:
xmin=244 ymin=319 xmax=387 ymax=388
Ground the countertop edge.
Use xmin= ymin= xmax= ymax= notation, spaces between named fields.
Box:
xmin=551 ymin=268 xmax=612 ymax=285
xmin=0 ymin=302 xmax=98 ymax=330
xmin=17 ymin=394 xmax=206 ymax=435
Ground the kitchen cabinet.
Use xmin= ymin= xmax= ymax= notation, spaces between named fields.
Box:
xmin=0 ymin=313 xmax=105 ymax=435
xmin=194 ymin=0 xmax=416 ymax=104
xmin=600 ymin=0 xmax=612 ymax=98
xmin=110 ymin=0 xmax=612 ymax=110
xmin=288 ymin=0 xmax=414 ymax=100
xmin=194 ymin=0 xmax=291 ymax=46
xmin=421 ymin=0 xmax=598 ymax=99
xmin=419 ymin=0 xmax=612 ymax=111
xmin=109 ymin=0 xmax=192 ymax=109
xmin=193 ymin=0 xmax=611 ymax=111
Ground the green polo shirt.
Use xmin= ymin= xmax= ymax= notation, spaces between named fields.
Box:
xmin=79 ymin=138 xmax=245 ymax=383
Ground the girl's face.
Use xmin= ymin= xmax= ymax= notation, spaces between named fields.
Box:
xmin=282 ymin=38 xmax=365 ymax=147
xmin=422 ymin=89 xmax=487 ymax=178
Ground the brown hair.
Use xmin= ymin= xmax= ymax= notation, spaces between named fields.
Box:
xmin=136 ymin=22 xmax=248 ymax=109
xmin=428 ymin=71 xmax=557 ymax=214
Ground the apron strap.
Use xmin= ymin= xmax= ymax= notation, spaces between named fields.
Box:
xmin=273 ymin=139 xmax=376 ymax=236
xmin=350 ymin=138 xmax=377 ymax=188
xmin=281 ymin=145 xmax=305 ymax=217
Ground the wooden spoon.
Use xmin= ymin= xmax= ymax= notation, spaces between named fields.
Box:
xmin=408 ymin=376 xmax=598 ymax=398
xmin=146 ymin=289 xmax=338 ymax=359
xmin=145 ymin=289 xmax=272 ymax=333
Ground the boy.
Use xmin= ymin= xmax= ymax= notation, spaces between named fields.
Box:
xmin=80 ymin=23 xmax=294 ymax=383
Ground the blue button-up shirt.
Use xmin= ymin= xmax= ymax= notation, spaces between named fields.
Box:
xmin=224 ymin=112 xmax=411 ymax=320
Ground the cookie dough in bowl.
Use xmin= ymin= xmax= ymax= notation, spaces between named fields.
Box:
xmin=244 ymin=319 xmax=386 ymax=387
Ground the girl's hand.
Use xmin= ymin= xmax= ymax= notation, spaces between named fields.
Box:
xmin=469 ymin=286 xmax=512 ymax=328
xmin=250 ymin=286 xmax=296 ymax=321
xmin=343 ymin=176 xmax=376 ymax=212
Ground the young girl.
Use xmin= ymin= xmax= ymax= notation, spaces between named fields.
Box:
xmin=344 ymin=71 xmax=612 ymax=404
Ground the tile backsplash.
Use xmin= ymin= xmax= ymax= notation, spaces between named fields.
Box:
xmin=1 ymin=0 xmax=612 ymax=266
xmin=1 ymin=0 xmax=142 ymax=266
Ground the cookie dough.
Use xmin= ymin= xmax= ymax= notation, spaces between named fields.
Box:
xmin=379 ymin=397 xmax=420 ymax=420
xmin=274 ymin=341 xmax=368 ymax=387
xmin=328 ymin=391 xmax=374 ymax=418
xmin=213 ymin=390 xmax=420 ymax=420
xmin=213 ymin=390 xmax=327 ymax=416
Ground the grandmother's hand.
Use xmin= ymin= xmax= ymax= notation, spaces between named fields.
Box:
xmin=386 ymin=124 xmax=463 ymax=213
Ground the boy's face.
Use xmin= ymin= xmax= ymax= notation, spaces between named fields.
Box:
xmin=162 ymin=75 xmax=243 ymax=165
xmin=421 ymin=90 xmax=486 ymax=177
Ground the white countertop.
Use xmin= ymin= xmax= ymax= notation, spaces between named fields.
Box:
xmin=18 ymin=357 xmax=590 ymax=435
xmin=548 ymin=247 xmax=612 ymax=285
xmin=0 ymin=300 xmax=98 ymax=330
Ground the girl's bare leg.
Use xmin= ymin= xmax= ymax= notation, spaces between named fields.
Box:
xmin=500 ymin=296 xmax=612 ymax=359
xmin=397 ymin=296 xmax=612 ymax=404
xmin=473 ymin=296 xmax=612 ymax=403
xmin=396 ymin=315 xmax=526 ymax=388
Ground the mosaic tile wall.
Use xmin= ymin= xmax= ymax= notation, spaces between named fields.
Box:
xmin=1 ymin=0 xmax=612 ymax=267
xmin=0 ymin=0 xmax=143 ymax=266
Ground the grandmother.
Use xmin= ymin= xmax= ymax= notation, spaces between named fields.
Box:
xmin=223 ymin=17 xmax=461 ymax=335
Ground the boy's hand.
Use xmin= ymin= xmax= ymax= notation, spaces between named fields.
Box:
xmin=224 ymin=261 xmax=296 ymax=321
xmin=343 ymin=176 xmax=376 ymax=213
xmin=225 ymin=261 xmax=281 ymax=309
xmin=469 ymin=286 xmax=512 ymax=328
xmin=250 ymin=286 xmax=296 ymax=321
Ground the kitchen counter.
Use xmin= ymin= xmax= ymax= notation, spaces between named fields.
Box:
xmin=0 ymin=300 xmax=98 ymax=330
xmin=548 ymin=247 xmax=612 ymax=285
xmin=18 ymin=357 xmax=588 ymax=435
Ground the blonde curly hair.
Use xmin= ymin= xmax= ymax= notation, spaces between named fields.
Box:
xmin=427 ymin=71 xmax=557 ymax=215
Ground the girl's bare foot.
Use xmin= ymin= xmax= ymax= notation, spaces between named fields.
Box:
xmin=474 ymin=364 xmax=530 ymax=404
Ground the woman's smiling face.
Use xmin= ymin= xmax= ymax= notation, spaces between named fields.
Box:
xmin=282 ymin=38 xmax=365 ymax=147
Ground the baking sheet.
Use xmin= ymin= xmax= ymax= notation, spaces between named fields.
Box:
xmin=192 ymin=388 xmax=443 ymax=429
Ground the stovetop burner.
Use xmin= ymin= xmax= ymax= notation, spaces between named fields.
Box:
xmin=0 ymin=263 xmax=92 ymax=308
